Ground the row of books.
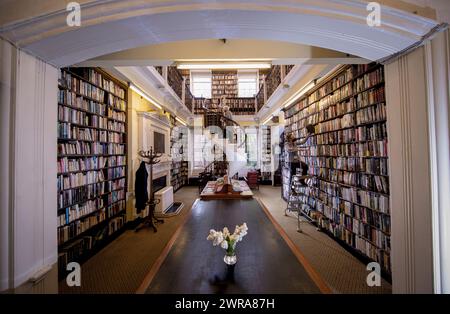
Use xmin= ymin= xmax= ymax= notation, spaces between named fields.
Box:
xmin=316 ymin=200 xmax=390 ymax=249
xmin=303 ymin=124 xmax=387 ymax=146
xmin=308 ymin=67 xmax=353 ymax=103
xmin=57 ymin=209 xmax=106 ymax=245
xmin=85 ymin=68 xmax=126 ymax=99
xmin=313 ymin=188 xmax=390 ymax=232
xmin=58 ymin=124 xmax=126 ymax=143
xmin=58 ymin=142 xmax=125 ymax=156
xmin=65 ymin=74 xmax=106 ymax=103
xmin=108 ymin=166 xmax=126 ymax=179
xmin=285 ymin=98 xmax=308 ymax=118
xmin=57 ymin=202 xmax=126 ymax=246
xmin=355 ymin=235 xmax=391 ymax=272
xmin=57 ymin=156 xmax=125 ymax=173
xmin=57 ymin=182 xmax=125 ymax=209
xmin=107 ymin=143 xmax=125 ymax=155
xmin=58 ymin=106 xmax=108 ymax=128
xmin=212 ymin=85 xmax=237 ymax=90
xmin=108 ymin=214 xmax=126 ymax=236
xmin=57 ymin=171 xmax=105 ymax=191
xmin=285 ymin=86 xmax=385 ymax=128
xmin=317 ymin=217 xmax=391 ymax=270
xmin=108 ymin=110 xmax=126 ymax=122
xmin=58 ymin=91 xmax=107 ymax=115
xmin=300 ymin=156 xmax=388 ymax=175
xmin=108 ymin=121 xmax=126 ymax=133
xmin=355 ymin=103 xmax=386 ymax=125
xmin=356 ymin=86 xmax=385 ymax=108
xmin=58 ymin=124 xmax=98 ymax=141
xmin=58 ymin=200 xmax=98 ymax=227
xmin=107 ymin=94 xmax=126 ymax=111
xmin=299 ymin=140 xmax=388 ymax=157
xmin=311 ymin=168 xmax=389 ymax=194
xmin=58 ymin=142 xmax=93 ymax=156
xmin=315 ymin=179 xmax=389 ymax=213
xmin=355 ymin=67 xmax=384 ymax=93
xmin=108 ymin=132 xmax=126 ymax=143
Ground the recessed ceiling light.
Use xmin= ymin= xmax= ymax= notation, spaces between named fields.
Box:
xmin=177 ymin=63 xmax=271 ymax=70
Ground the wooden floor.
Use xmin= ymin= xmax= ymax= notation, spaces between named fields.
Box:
xmin=143 ymin=199 xmax=327 ymax=294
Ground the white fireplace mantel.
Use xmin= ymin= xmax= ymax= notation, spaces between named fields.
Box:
xmin=136 ymin=111 xmax=172 ymax=184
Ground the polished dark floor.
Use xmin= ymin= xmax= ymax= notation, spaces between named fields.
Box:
xmin=146 ymin=199 xmax=321 ymax=294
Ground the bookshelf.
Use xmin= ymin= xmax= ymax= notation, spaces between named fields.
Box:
xmin=260 ymin=126 xmax=272 ymax=183
xmin=282 ymin=63 xmax=391 ymax=277
xmin=57 ymin=67 xmax=128 ymax=278
xmin=191 ymin=71 xmax=256 ymax=115
xmin=170 ymin=122 xmax=188 ymax=192
xmin=212 ymin=71 xmax=238 ymax=98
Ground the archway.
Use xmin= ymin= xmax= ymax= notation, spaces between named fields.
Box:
xmin=0 ymin=0 xmax=438 ymax=66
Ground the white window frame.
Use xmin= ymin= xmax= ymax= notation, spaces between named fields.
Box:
xmin=190 ymin=70 xmax=212 ymax=98
xmin=237 ymin=70 xmax=258 ymax=98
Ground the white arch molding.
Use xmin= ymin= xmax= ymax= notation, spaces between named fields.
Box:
xmin=0 ymin=0 xmax=438 ymax=67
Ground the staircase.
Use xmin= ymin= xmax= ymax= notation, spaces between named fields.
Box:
xmin=196 ymin=106 xmax=249 ymax=190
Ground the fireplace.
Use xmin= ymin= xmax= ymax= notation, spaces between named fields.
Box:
xmin=152 ymin=176 xmax=167 ymax=195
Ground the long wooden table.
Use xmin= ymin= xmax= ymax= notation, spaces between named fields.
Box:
xmin=143 ymin=199 xmax=328 ymax=294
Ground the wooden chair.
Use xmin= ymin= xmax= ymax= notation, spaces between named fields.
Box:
xmin=244 ymin=171 xmax=259 ymax=190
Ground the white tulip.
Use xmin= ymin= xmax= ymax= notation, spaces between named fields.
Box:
xmin=220 ymin=240 xmax=228 ymax=250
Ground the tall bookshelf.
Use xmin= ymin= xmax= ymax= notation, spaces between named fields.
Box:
xmin=57 ymin=67 xmax=128 ymax=277
xmin=260 ymin=125 xmax=272 ymax=183
xmin=282 ymin=63 xmax=391 ymax=277
xmin=170 ymin=120 xmax=188 ymax=192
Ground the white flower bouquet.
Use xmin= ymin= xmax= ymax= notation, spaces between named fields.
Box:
xmin=207 ymin=223 xmax=248 ymax=264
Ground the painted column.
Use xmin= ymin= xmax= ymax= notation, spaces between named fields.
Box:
xmin=385 ymin=46 xmax=434 ymax=293
xmin=424 ymin=29 xmax=450 ymax=293
xmin=0 ymin=39 xmax=58 ymax=292
xmin=384 ymin=28 xmax=450 ymax=293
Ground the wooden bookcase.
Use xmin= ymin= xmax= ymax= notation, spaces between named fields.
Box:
xmin=57 ymin=67 xmax=128 ymax=278
xmin=282 ymin=63 xmax=391 ymax=277
xmin=260 ymin=125 xmax=272 ymax=183
xmin=170 ymin=120 xmax=188 ymax=192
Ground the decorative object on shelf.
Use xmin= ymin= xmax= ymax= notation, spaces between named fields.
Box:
xmin=206 ymin=223 xmax=248 ymax=266
xmin=135 ymin=148 xmax=164 ymax=233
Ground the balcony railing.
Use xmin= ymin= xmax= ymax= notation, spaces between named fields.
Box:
xmin=156 ymin=65 xmax=294 ymax=115
xmin=193 ymin=97 xmax=256 ymax=115
xmin=254 ymin=64 xmax=295 ymax=113
xmin=256 ymin=86 xmax=265 ymax=112
xmin=265 ymin=65 xmax=281 ymax=101
xmin=185 ymin=85 xmax=194 ymax=112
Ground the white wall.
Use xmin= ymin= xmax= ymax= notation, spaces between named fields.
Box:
xmin=0 ymin=39 xmax=58 ymax=291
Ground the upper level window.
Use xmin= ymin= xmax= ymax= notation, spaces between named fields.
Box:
xmin=238 ymin=70 xmax=258 ymax=98
xmin=191 ymin=70 xmax=212 ymax=98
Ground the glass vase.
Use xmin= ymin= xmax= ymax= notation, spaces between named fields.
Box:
xmin=224 ymin=253 xmax=237 ymax=265
xmin=223 ymin=243 xmax=237 ymax=265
